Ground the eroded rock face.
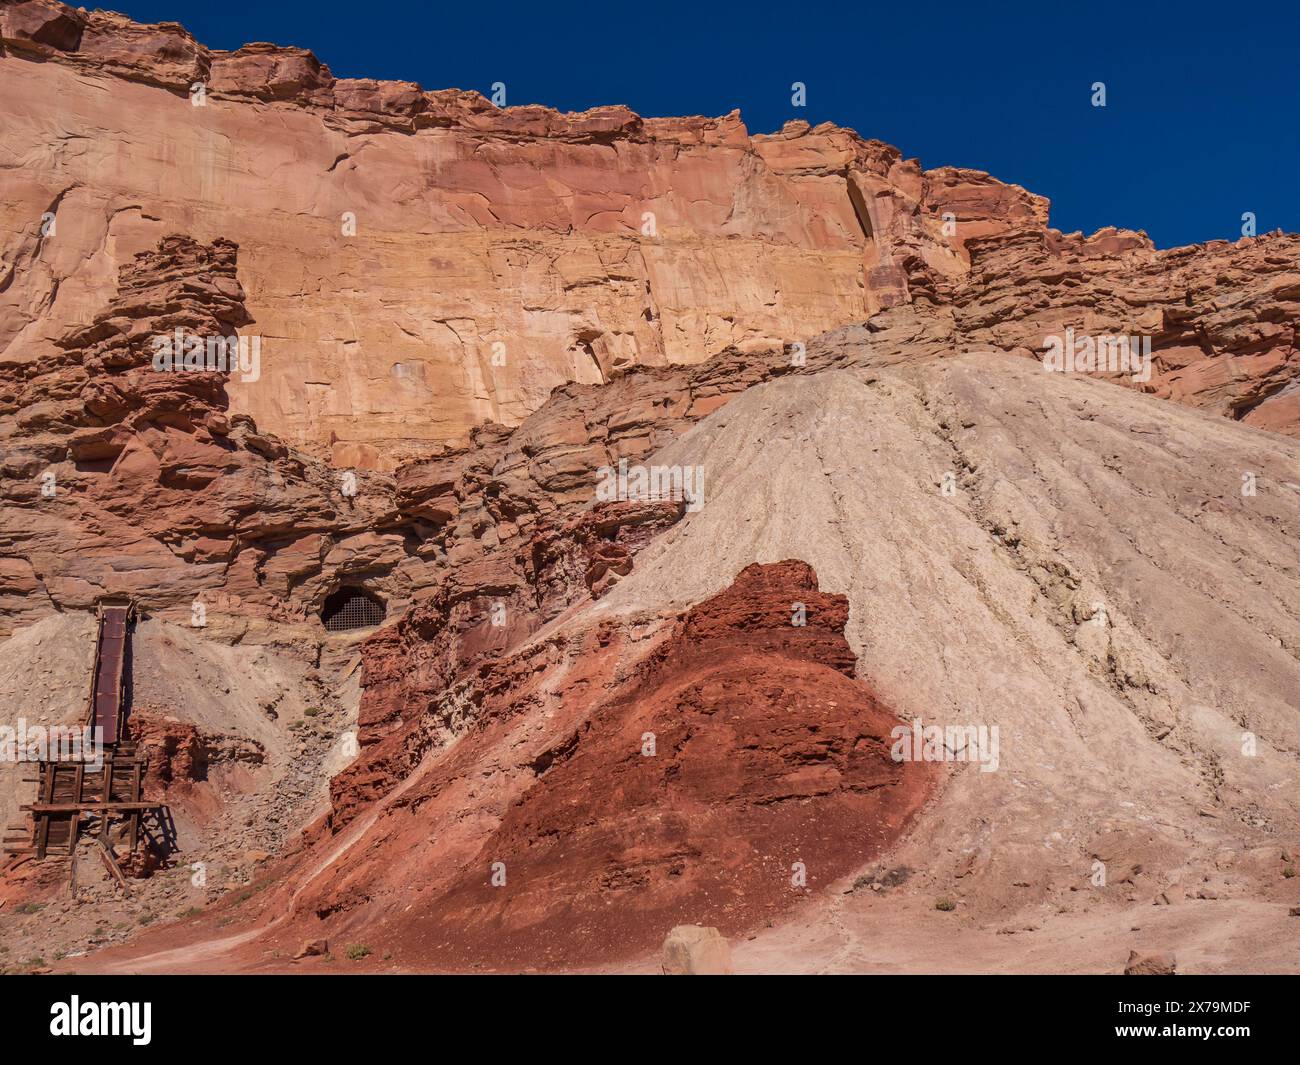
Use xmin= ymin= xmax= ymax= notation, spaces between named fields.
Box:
xmin=129 ymin=708 xmax=266 ymax=798
xmin=0 ymin=235 xmax=405 ymax=635
xmin=0 ymin=222 xmax=822 ymax=639
xmin=947 ymin=227 xmax=1300 ymax=436
xmin=2 ymin=3 xmax=1052 ymax=467
xmin=6 ymin=4 xmax=1297 ymax=467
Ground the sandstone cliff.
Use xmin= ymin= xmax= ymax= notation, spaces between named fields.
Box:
xmin=14 ymin=1 xmax=1297 ymax=472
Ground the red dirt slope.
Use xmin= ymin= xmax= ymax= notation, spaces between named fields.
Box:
xmin=402 ymin=561 xmax=936 ymax=969
xmin=56 ymin=561 xmax=936 ymax=972
xmin=305 ymin=560 xmax=935 ymax=970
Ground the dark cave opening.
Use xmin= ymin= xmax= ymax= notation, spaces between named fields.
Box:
xmin=321 ymin=586 xmax=386 ymax=632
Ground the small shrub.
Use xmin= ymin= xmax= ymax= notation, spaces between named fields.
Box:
xmin=304 ymin=707 xmax=321 ymax=718
xmin=935 ymin=898 xmax=956 ymax=912
xmin=346 ymin=944 xmax=371 ymax=960
xmin=1284 ymin=866 xmax=1296 ymax=879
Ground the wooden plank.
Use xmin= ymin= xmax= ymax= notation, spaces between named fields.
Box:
xmin=96 ymin=839 xmax=130 ymax=895
xmin=127 ymin=760 xmax=141 ymax=853
xmin=99 ymin=751 xmax=113 ymax=844
xmin=34 ymin=762 xmax=54 ymax=860
xmin=67 ymin=762 xmax=85 ymax=856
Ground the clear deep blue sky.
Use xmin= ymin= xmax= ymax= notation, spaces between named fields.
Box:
xmin=113 ymin=0 xmax=1299 ymax=249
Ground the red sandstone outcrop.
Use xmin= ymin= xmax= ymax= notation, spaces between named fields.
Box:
xmin=129 ymin=708 xmax=265 ymax=798
xmin=6 ymin=2 xmax=1296 ymax=464
xmin=0 ymin=215 xmax=925 ymax=642
xmin=948 ymin=227 xmax=1300 ymax=434
xmin=297 ymin=560 xmax=936 ymax=969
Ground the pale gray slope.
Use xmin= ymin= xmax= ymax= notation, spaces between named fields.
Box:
xmin=594 ymin=351 xmax=1300 ymax=929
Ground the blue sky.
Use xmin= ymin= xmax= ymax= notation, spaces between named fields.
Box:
xmin=113 ymin=0 xmax=1298 ymax=248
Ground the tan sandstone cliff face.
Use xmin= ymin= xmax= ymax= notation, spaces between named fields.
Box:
xmin=0 ymin=2 xmax=1048 ymax=468
xmin=7 ymin=4 xmax=1297 ymax=468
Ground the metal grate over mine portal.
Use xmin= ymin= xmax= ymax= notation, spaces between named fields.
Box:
xmin=321 ymin=588 xmax=385 ymax=632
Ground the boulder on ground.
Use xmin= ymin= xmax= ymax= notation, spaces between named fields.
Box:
xmin=294 ymin=939 xmax=328 ymax=959
xmin=1124 ymin=950 xmax=1176 ymax=975
xmin=662 ymin=925 xmax=733 ymax=975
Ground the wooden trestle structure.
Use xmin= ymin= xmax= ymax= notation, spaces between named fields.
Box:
xmin=3 ymin=598 xmax=170 ymax=885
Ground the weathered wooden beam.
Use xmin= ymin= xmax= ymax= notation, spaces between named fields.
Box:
xmin=97 ymin=839 xmax=130 ymax=894
xmin=69 ymin=762 xmax=85 ymax=855
xmin=127 ymin=760 xmax=142 ymax=853
xmin=35 ymin=760 xmax=55 ymax=860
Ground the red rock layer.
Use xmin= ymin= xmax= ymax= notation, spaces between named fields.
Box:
xmin=0 ymin=0 xmax=1099 ymax=461
xmin=306 ymin=561 xmax=936 ymax=970
xmin=128 ymin=708 xmax=265 ymax=799
xmin=3 ymin=0 xmax=1299 ymax=464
